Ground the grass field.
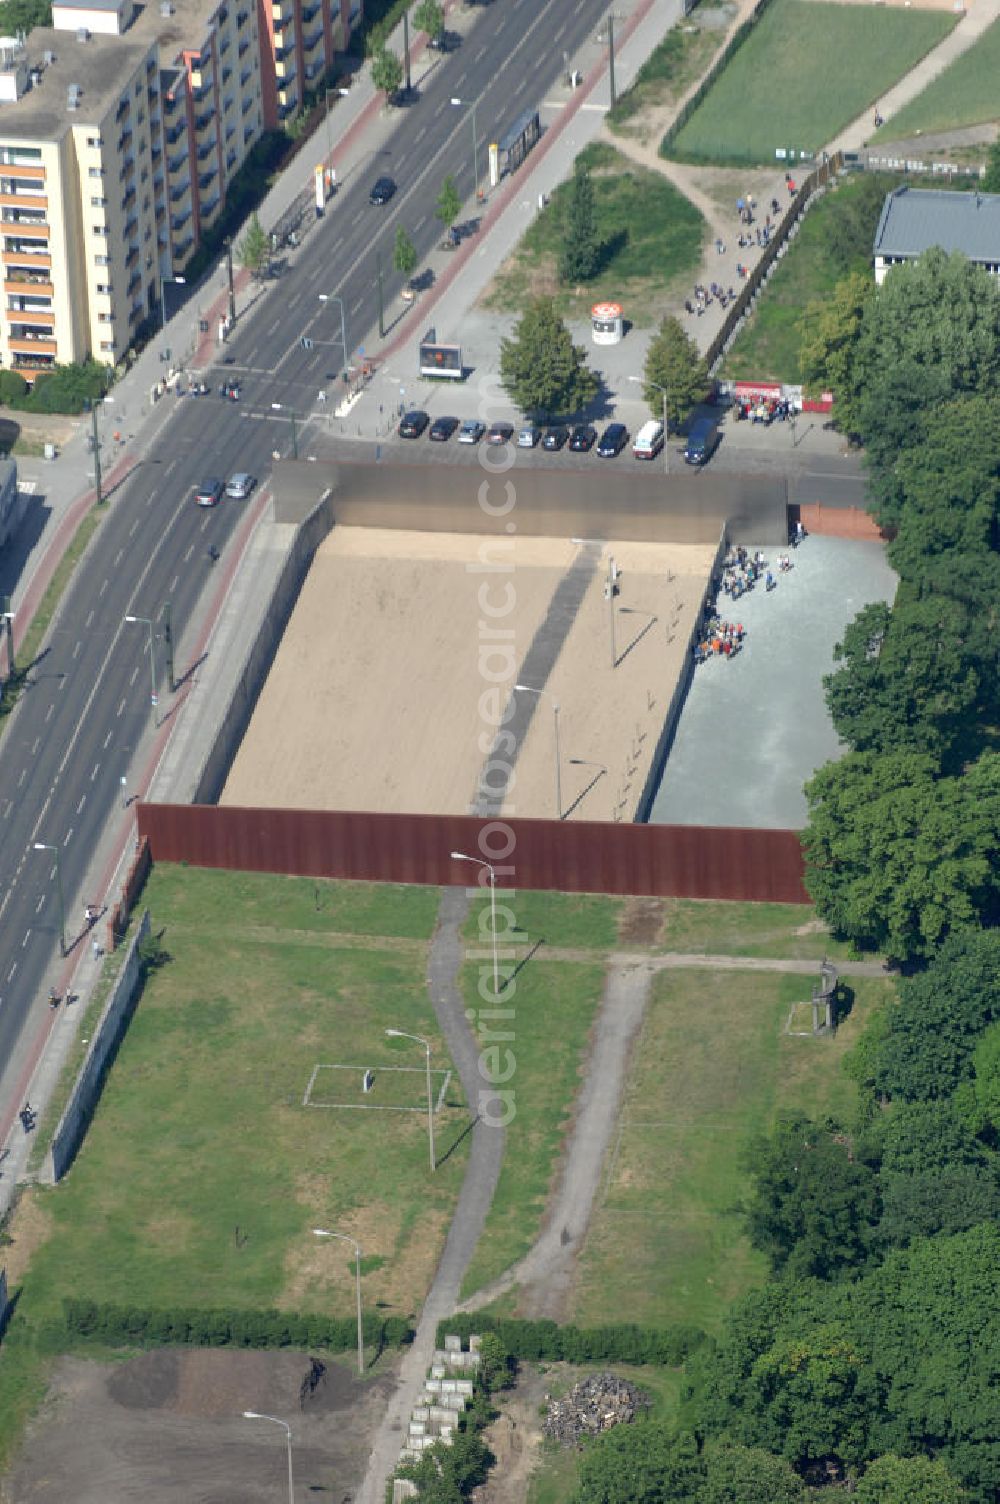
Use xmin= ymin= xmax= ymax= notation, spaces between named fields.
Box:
xmin=459 ymin=956 xmax=607 ymax=1297
xmin=722 ymin=172 xmax=898 ymax=383
xmin=12 ymin=866 xmax=461 ymax=1332
xmin=657 ymin=898 xmax=857 ymax=960
xmin=666 ymin=0 xmax=955 ymax=165
xmin=483 ymin=142 xmax=705 ymax=324
xmin=461 ymin=888 xmax=623 ymax=953
xmin=875 ymin=17 xmax=1000 ymax=139
xmin=570 ymin=966 xmax=895 ymax=1333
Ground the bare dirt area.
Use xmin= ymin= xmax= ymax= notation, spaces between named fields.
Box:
xmin=4 ymin=1346 xmax=398 ymax=1504
xmin=222 ymin=528 xmax=714 ymax=822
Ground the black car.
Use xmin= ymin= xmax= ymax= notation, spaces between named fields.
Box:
xmin=486 ymin=421 xmax=514 ymax=446
xmin=596 ymin=422 xmax=629 ymax=457
xmin=568 ymin=424 xmax=597 ymax=452
xmin=427 ymin=28 xmax=457 ymax=49
xmin=541 ymin=425 xmax=569 ymax=451
xmin=429 ymin=415 xmax=459 ymax=442
xmin=369 ymin=175 xmax=396 ymax=205
xmin=398 ymin=409 xmax=430 ymax=438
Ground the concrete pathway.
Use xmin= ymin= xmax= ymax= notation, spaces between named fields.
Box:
xmin=458 ymin=955 xmax=655 ymax=1320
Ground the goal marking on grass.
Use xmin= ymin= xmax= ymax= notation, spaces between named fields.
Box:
xmin=302 ymin=1062 xmax=452 ymax=1113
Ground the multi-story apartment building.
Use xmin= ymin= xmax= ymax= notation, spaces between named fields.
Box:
xmin=0 ymin=0 xmax=359 ymax=379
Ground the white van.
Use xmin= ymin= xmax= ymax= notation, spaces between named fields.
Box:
xmin=633 ymin=420 xmax=664 ymax=460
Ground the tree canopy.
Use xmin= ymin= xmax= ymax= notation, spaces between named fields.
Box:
xmin=573 ymin=1424 xmax=701 ymax=1504
xmin=854 ymin=1453 xmax=967 ymax=1503
xmin=642 ymin=316 xmax=707 ymax=429
xmin=371 ymin=46 xmax=403 ymax=100
xmin=801 ymin=750 xmax=1000 ymax=962
xmin=742 ymin=1114 xmax=878 ymax=1279
xmin=499 ymin=296 xmax=599 ymax=419
xmin=799 ymin=270 xmax=871 ymax=402
xmin=560 ymin=161 xmax=602 ymax=283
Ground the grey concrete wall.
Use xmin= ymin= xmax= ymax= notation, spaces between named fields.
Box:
xmin=49 ymin=909 xmax=151 ymax=1183
xmin=272 ymin=458 xmax=790 ymax=546
xmin=193 ymin=490 xmax=335 ymax=804
xmin=635 ymin=527 xmax=729 ymax=821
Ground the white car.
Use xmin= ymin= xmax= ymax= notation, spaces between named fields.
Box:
xmin=517 ymin=425 xmax=542 ymax=448
xmin=226 ymin=472 xmax=256 ymax=499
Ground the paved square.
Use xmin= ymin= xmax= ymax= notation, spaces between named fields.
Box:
xmin=649 ymin=536 xmax=897 ymax=829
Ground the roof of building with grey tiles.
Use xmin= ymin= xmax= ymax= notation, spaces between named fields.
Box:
xmin=873 ymin=185 xmax=1000 ymax=265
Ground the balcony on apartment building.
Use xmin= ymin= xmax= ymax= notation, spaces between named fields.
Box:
xmin=4 ymin=272 xmax=52 ymax=293
xmin=9 ymin=332 xmax=57 ymax=357
xmin=0 ymin=178 xmax=47 ymax=202
xmin=198 ymin=166 xmax=218 ymax=191
xmin=171 ymin=208 xmax=192 ymax=231
xmin=170 ymin=177 xmax=192 ymax=202
xmin=196 ymin=139 xmax=216 ymax=161
xmin=8 ymin=313 xmax=56 ymax=339
xmin=194 ymin=107 xmax=215 ymax=132
xmin=241 ymin=92 xmax=256 ymax=115
xmin=12 ymin=352 xmax=57 ymax=375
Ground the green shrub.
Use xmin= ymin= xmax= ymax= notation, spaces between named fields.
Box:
xmin=435 ymin=1317 xmax=707 ymax=1366
xmin=60 ymin=1299 xmax=414 ymax=1353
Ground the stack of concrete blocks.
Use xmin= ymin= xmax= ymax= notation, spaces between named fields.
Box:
xmin=396 ymin=1334 xmax=482 ymax=1470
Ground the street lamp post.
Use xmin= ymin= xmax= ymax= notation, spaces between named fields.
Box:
xmin=33 ymin=841 xmax=66 ymax=956
xmin=159 ymin=274 xmax=186 ymax=331
xmin=376 ymin=249 xmax=385 ymax=339
xmin=224 ymin=237 xmax=236 ymax=327
xmin=311 ymin=1229 xmax=365 ymax=1372
xmin=385 ymin=1029 xmax=436 ymax=1172
xmin=123 ymin=614 xmax=157 ymax=713
xmin=1 ymin=601 xmax=15 ymax=679
xmin=514 ymin=682 xmax=561 ymax=819
xmin=318 ymin=293 xmax=348 ymax=377
xmin=242 ymin=1412 xmax=294 ymax=1504
xmin=450 ymin=851 xmax=499 ymax=998
xmin=450 ymin=97 xmax=479 ymax=201
xmin=606 ymin=555 xmax=619 ymax=669
xmin=628 ymin=374 xmax=668 ymax=474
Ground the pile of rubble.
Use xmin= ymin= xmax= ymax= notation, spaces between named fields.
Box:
xmin=543 ymin=1373 xmax=650 ymax=1447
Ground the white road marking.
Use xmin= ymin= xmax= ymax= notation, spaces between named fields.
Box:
xmin=77 ymin=794 xmax=86 ymax=814
xmin=7 ymin=963 xmax=17 ymax=983
xmin=64 ymin=826 xmax=73 ymax=845
xmin=103 ymin=730 xmax=112 ymax=749
xmin=129 ymin=518 xmax=139 ymax=536
xmin=114 ymin=549 xmax=124 ymax=568
xmin=130 ymin=664 xmax=139 ymax=686
xmin=45 ymin=703 xmax=54 ymax=723
xmin=31 ymin=737 xmax=39 ymax=756
xmin=72 ymin=640 xmax=82 ymax=659
xmin=85 ymin=609 xmax=95 ymax=629
xmin=474 ymin=44 xmax=487 ymax=62
xmin=117 ymin=697 xmax=126 ymax=717
xmin=266 ymin=317 xmax=281 ymax=335
xmin=21 ymin=930 xmax=30 ymax=948
xmin=351 ymin=297 xmax=364 ymax=315
xmin=17 ymin=768 xmax=26 ymax=787
xmin=35 ymin=894 xmax=44 ymax=913
xmin=99 ymin=578 xmax=109 ymax=597
xmin=169 ymin=575 xmax=179 ymax=593
xmin=183 ymin=544 xmax=194 ymax=562
xmin=91 ymin=763 xmax=99 ymax=781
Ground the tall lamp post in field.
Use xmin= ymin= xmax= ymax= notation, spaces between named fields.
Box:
xmin=311 ymin=1228 xmax=365 ymax=1373
xmin=385 ymin=1028 xmax=436 ymax=1171
xmin=451 ymin=851 xmax=499 ymax=997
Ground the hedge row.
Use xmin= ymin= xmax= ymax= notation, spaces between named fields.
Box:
xmin=436 ymin=1316 xmax=707 ymax=1366
xmin=64 ymin=1299 xmax=413 ymax=1351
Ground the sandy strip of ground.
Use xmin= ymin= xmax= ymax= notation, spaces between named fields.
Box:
xmin=222 ymin=528 xmax=715 ymax=819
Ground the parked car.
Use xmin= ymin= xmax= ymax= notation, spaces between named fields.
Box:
xmin=684 ymin=415 xmax=720 ymax=465
xmin=633 ymin=420 xmax=664 ymax=459
xmin=541 ymin=425 xmax=569 ymax=451
xmin=194 ymin=477 xmax=223 ymax=507
xmin=596 ymin=422 xmax=629 ymax=457
xmin=225 ymin=472 xmax=256 ymax=499
xmin=517 ymin=425 xmax=542 ymax=448
xmin=219 ymin=379 xmax=241 ymax=401
xmin=369 ymin=175 xmax=396 ymax=205
xmin=458 ymin=418 xmax=485 ymax=444
xmin=568 ymin=424 xmax=597 ymax=452
xmin=485 ymin=421 xmax=514 ymax=446
xmin=398 ymin=409 xmax=430 ymax=438
xmin=427 ymin=28 xmax=457 ymax=49
xmin=429 ymin=415 xmax=459 ymax=442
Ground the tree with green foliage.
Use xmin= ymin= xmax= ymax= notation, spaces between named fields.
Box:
xmin=799 ymin=270 xmax=871 ymax=405
xmin=823 ymin=596 xmax=981 ymax=769
xmin=642 ymin=315 xmax=707 ymax=430
xmin=436 ymin=174 xmax=461 ymax=227
xmin=871 ymin=930 xmax=1000 ymax=1102
xmin=855 ymin=1454 xmax=967 ymax=1503
xmin=742 ymin=1114 xmax=879 ymax=1280
xmin=885 ymin=394 xmax=1000 ymax=635
xmin=840 ymin=248 xmax=1000 ymax=528
xmin=983 ymin=138 xmax=1000 ymax=194
xmin=559 ymin=160 xmax=601 ymax=282
xmin=957 ymin=1020 xmax=1000 ymax=1135
xmin=476 ymin=1331 xmax=512 ymax=1392
xmin=802 ymin=750 xmax=1000 ymax=962
xmin=371 ymin=46 xmax=404 ymax=101
xmin=393 ymin=225 xmax=418 ymax=278
xmin=236 ymin=212 xmax=270 ymax=279
xmin=573 ymin=1424 xmax=701 ymax=1504
xmin=499 ymin=296 xmax=599 ymax=420
xmin=869 ymin=1098 xmax=1000 ymax=1245
xmin=412 ymin=0 xmax=444 ymax=38
xmin=27 ymin=359 xmax=110 ymax=414
xmin=0 ymin=369 xmax=29 ymax=407
xmin=0 ymin=0 xmax=51 ymax=29
xmin=698 ymin=1441 xmax=805 ymax=1503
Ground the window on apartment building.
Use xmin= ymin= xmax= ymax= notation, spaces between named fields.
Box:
xmin=98 ymin=311 xmax=112 ymax=322
xmin=88 ymin=167 xmax=103 ymax=179
xmin=96 ymin=283 xmax=110 ymax=293
xmin=92 ymin=225 xmax=109 ymax=236
xmin=95 ymin=254 xmax=109 ymax=266
xmin=87 ymin=136 xmax=102 ymax=148
xmin=90 ymin=196 xmax=107 ymax=207
xmin=100 ymin=339 xmax=115 ymax=351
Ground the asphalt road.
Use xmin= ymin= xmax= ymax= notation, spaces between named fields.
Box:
xmin=0 ymin=0 xmax=620 ymax=1136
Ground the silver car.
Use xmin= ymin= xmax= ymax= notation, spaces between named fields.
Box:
xmin=226 ymin=472 xmax=256 ymax=499
xmin=517 ymin=425 xmax=542 ymax=448
xmin=457 ymin=419 xmax=485 ymax=445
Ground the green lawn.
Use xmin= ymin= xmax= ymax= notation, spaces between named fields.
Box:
xmin=484 ymin=142 xmax=705 ymax=324
xmin=570 ymin=967 xmax=895 ymax=1333
xmin=657 ymin=897 xmax=860 ymax=961
xmin=875 ymin=16 xmax=1000 ymax=138
xmin=722 ymin=172 xmax=899 ymax=383
xmin=460 ymin=957 xmax=607 ymax=1296
xmin=14 ymin=868 xmax=464 ymax=1331
xmin=461 ymin=889 xmax=622 ymax=953
xmin=666 ymin=0 xmax=955 ymax=165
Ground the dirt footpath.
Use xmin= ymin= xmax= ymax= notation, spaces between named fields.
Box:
xmin=222 ymin=528 xmax=714 ymax=821
xmin=4 ymin=1347 xmax=397 ymax=1504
